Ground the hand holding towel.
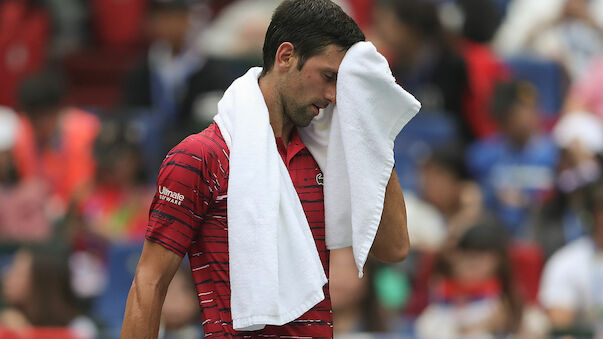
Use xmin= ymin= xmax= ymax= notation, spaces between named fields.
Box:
xmin=300 ymin=41 xmax=421 ymax=277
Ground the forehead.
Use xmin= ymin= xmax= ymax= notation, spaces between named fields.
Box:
xmin=303 ymin=44 xmax=347 ymax=72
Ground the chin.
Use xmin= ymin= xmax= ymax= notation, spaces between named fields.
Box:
xmin=295 ymin=117 xmax=314 ymax=128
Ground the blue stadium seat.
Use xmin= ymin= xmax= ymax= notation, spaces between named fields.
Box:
xmin=394 ymin=110 xmax=459 ymax=192
xmin=92 ymin=241 xmax=143 ymax=338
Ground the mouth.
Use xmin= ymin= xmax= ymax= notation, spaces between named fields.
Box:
xmin=311 ymin=104 xmax=320 ymax=115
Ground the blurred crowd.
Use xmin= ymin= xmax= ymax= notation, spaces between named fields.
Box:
xmin=0 ymin=0 xmax=603 ymax=338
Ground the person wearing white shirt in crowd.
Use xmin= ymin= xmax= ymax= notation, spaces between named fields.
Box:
xmin=539 ymin=179 xmax=603 ymax=336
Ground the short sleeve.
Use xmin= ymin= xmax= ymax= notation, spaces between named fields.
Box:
xmin=145 ymin=140 xmax=212 ymax=256
xmin=538 ymin=247 xmax=581 ymax=310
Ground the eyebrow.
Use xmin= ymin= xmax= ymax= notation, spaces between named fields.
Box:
xmin=321 ymin=67 xmax=338 ymax=75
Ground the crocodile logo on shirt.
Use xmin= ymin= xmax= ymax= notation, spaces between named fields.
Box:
xmin=316 ymin=173 xmax=324 ymax=186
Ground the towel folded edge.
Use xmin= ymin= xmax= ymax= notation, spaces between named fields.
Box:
xmin=354 ymin=97 xmax=421 ymax=278
xmin=231 ymin=285 xmax=326 ymax=331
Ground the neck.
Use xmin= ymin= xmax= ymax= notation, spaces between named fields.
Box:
xmin=258 ymin=72 xmax=295 ymax=146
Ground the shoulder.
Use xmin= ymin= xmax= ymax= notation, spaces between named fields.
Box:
xmin=63 ymin=108 xmax=99 ymax=127
xmin=466 ymin=135 xmax=504 ymax=167
xmin=544 ymin=237 xmax=593 ymax=275
xmin=551 ymin=237 xmax=593 ymax=262
xmin=162 ymin=123 xmax=229 ymax=180
xmin=62 ymin=108 xmax=100 ymax=141
xmin=539 ymin=237 xmax=593 ymax=306
xmin=169 ymin=123 xmax=229 ymax=159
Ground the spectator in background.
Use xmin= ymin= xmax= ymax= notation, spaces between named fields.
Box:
xmin=528 ymin=112 xmax=603 ymax=257
xmin=44 ymin=0 xmax=89 ymax=58
xmin=200 ymin=0 xmax=352 ymax=63
xmin=494 ymin=0 xmax=603 ymax=80
xmin=419 ymin=148 xmax=497 ymax=239
xmin=370 ymin=0 xmax=472 ymax=144
xmin=0 ymin=0 xmax=50 ymax=108
xmin=330 ymin=247 xmax=388 ymax=336
xmin=403 ymin=191 xmax=447 ymax=253
xmin=0 ymin=247 xmax=98 ymax=339
xmin=12 ymin=70 xmax=99 ymax=214
xmin=539 ymin=179 xmax=603 ymax=337
xmin=564 ymin=57 xmax=603 ymax=120
xmin=200 ymin=0 xmax=279 ymax=63
xmin=0 ymin=106 xmax=52 ymax=243
xmin=415 ymin=224 xmax=526 ymax=338
xmin=73 ymin=117 xmax=153 ymax=241
xmin=122 ymin=0 xmax=232 ymax=174
xmin=159 ymin=265 xmax=203 ymax=339
xmin=467 ymin=80 xmax=558 ymax=236
xmin=448 ymin=0 xmax=510 ymax=140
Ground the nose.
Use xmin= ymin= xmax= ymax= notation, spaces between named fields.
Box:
xmin=325 ymin=83 xmax=336 ymax=105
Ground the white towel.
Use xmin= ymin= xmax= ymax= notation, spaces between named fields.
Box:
xmin=214 ymin=41 xmax=420 ymax=332
xmin=214 ymin=68 xmax=327 ymax=331
xmin=299 ymin=41 xmax=421 ymax=277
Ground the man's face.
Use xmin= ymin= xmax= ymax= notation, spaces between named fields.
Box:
xmin=278 ymin=44 xmax=346 ymax=127
xmin=149 ymin=9 xmax=190 ymax=49
xmin=503 ymin=102 xmax=539 ymax=146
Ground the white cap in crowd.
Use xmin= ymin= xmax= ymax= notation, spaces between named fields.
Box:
xmin=553 ymin=111 xmax=603 ymax=155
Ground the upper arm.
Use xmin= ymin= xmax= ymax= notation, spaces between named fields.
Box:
xmin=146 ymin=140 xmax=212 ymax=256
xmin=370 ymin=169 xmax=409 ymax=263
xmin=134 ymin=240 xmax=183 ymax=289
xmin=122 ymin=240 xmax=182 ymax=339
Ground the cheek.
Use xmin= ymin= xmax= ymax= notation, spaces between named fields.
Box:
xmin=421 ymin=170 xmax=455 ymax=203
xmin=281 ymin=75 xmax=302 ymax=104
xmin=297 ymin=72 xmax=326 ymax=100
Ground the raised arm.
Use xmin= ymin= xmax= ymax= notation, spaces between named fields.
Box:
xmin=370 ymin=168 xmax=410 ymax=263
xmin=121 ymin=240 xmax=183 ymax=339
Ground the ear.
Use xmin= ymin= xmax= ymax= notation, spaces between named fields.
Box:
xmin=274 ymin=42 xmax=297 ymax=72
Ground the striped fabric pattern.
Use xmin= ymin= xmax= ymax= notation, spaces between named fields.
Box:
xmin=146 ymin=123 xmax=333 ymax=338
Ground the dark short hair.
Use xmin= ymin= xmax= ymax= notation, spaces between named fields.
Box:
xmin=490 ymin=80 xmax=537 ymax=122
xmin=457 ymin=0 xmax=502 ymax=43
xmin=18 ymin=70 xmax=65 ymax=116
xmin=424 ymin=147 xmax=469 ymax=181
xmin=261 ymin=0 xmax=365 ymax=75
xmin=387 ymin=0 xmax=442 ymax=40
xmin=457 ymin=223 xmax=509 ymax=253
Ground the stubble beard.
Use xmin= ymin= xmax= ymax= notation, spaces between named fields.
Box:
xmin=288 ymin=105 xmax=314 ymax=127
xmin=283 ymin=95 xmax=314 ymax=128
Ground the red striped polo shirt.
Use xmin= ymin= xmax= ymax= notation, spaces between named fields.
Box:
xmin=146 ymin=123 xmax=333 ymax=338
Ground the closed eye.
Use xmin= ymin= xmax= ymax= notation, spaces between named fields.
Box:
xmin=323 ymin=73 xmax=336 ymax=82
